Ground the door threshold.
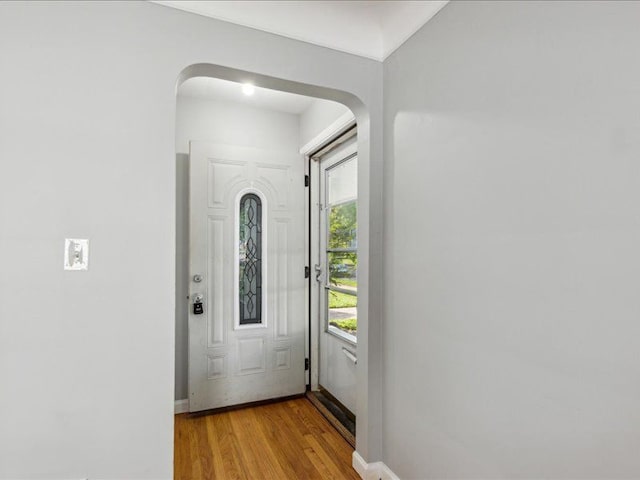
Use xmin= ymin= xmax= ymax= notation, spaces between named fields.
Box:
xmin=305 ymin=390 xmax=355 ymax=448
xmin=187 ymin=393 xmax=305 ymax=417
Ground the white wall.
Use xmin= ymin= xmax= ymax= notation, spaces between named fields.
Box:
xmin=176 ymin=96 xmax=301 ymax=155
xmin=299 ymin=98 xmax=350 ymax=149
xmin=383 ymin=1 xmax=640 ymax=478
xmin=175 ymin=96 xmax=301 ymax=401
xmin=0 ymin=2 xmax=383 ymax=478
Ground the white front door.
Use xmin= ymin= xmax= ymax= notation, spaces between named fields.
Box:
xmin=313 ymin=134 xmax=358 ymax=413
xmin=188 ymin=141 xmax=306 ymax=412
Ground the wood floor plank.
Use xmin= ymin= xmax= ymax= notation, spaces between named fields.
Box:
xmin=248 ymin=406 xmax=303 ymax=479
xmin=196 ymin=416 xmax=218 ymax=479
xmin=174 ymin=398 xmax=358 ymax=480
xmin=287 ymin=400 xmax=359 ymax=479
xmin=290 ymin=401 xmax=360 ymax=480
xmin=305 ymin=433 xmax=357 ymax=480
xmin=211 ymin=412 xmax=250 ymax=480
xmin=321 ymin=430 xmax=360 ymax=475
xmin=187 ymin=416 xmax=204 ymax=480
xmin=230 ymin=407 xmax=287 ymax=479
xmin=204 ymin=415 xmax=227 ymax=479
xmin=174 ymin=413 xmax=192 ymax=480
xmin=303 ymin=444 xmax=339 ymax=480
xmin=256 ymin=402 xmax=320 ymax=479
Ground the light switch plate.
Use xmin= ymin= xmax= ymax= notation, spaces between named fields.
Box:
xmin=64 ymin=238 xmax=89 ymax=270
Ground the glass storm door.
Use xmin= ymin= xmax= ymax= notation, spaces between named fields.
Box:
xmin=315 ymin=134 xmax=358 ymax=414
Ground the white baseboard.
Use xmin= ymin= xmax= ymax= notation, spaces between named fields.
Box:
xmin=174 ymin=399 xmax=189 ymax=414
xmin=379 ymin=463 xmax=401 ymax=480
xmin=353 ymin=451 xmax=400 ymax=480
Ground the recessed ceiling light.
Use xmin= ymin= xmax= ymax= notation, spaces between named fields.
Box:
xmin=242 ymin=83 xmax=255 ymax=96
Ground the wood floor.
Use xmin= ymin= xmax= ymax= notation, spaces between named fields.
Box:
xmin=174 ymin=398 xmax=361 ymax=480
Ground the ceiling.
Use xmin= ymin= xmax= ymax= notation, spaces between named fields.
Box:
xmin=152 ymin=1 xmax=449 ymax=61
xmin=178 ymin=76 xmax=318 ymax=114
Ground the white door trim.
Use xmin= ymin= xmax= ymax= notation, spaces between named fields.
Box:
xmin=299 ymin=110 xmax=356 ymax=156
xmin=306 ymin=121 xmax=357 ymax=392
xmin=309 ymin=156 xmax=320 ymax=390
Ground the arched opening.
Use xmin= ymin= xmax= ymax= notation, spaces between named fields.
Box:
xmin=173 ymin=63 xmax=375 ymax=472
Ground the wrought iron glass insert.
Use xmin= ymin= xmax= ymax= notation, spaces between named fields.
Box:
xmin=239 ymin=193 xmax=263 ymax=325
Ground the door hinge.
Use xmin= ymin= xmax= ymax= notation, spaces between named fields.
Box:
xmin=305 ymin=358 xmax=309 ymax=371
xmin=304 ymin=174 xmax=309 ymax=187
xmin=305 ymin=266 xmax=310 ymax=278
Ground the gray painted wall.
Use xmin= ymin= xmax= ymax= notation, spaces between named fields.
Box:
xmin=0 ymin=2 xmax=383 ymax=478
xmin=383 ymin=1 xmax=640 ymax=478
xmin=175 ymin=96 xmax=301 ymax=401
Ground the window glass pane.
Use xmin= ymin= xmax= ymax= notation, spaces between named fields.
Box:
xmin=328 ymin=200 xmax=357 ymax=250
xmin=326 ymin=155 xmax=357 ymax=342
xmin=328 ymin=292 xmax=357 ymax=341
xmin=327 ymin=157 xmax=357 ymax=205
xmin=328 ymin=252 xmax=357 ymax=291
xmin=239 ymin=194 xmax=262 ymax=325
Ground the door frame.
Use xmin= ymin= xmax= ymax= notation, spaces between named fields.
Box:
xmin=176 ymin=62 xmax=381 ymax=464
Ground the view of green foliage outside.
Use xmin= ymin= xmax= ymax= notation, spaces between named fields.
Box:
xmin=328 ymin=201 xmax=357 ymax=249
xmin=329 ymin=318 xmax=357 ymax=335
xmin=327 ymin=200 xmax=357 ymax=336
xmin=329 ymin=290 xmax=357 ymax=308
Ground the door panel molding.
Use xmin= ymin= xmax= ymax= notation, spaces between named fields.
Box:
xmin=207 ymin=216 xmax=226 ymax=347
